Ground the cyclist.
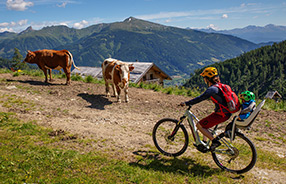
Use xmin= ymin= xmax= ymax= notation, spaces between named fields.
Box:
xmin=180 ymin=67 xmax=231 ymax=151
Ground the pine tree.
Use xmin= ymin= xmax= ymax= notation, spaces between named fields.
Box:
xmin=11 ymin=48 xmax=27 ymax=70
xmin=252 ymin=63 xmax=258 ymax=78
xmin=237 ymin=68 xmax=241 ymax=81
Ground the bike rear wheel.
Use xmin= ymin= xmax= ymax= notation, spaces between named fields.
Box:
xmin=152 ymin=118 xmax=189 ymax=157
xmin=212 ymin=132 xmax=257 ymax=174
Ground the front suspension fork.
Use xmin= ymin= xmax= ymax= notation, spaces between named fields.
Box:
xmin=168 ymin=116 xmax=185 ymax=140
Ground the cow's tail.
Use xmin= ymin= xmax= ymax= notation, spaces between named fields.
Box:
xmin=67 ymin=51 xmax=80 ymax=70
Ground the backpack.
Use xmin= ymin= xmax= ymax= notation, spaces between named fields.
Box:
xmin=211 ymin=82 xmax=241 ymax=114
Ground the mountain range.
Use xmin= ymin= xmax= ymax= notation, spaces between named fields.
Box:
xmin=0 ymin=17 xmax=271 ymax=76
xmin=196 ymin=24 xmax=286 ymax=44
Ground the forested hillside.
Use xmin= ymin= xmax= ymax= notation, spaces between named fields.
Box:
xmin=0 ymin=25 xmax=106 ymax=57
xmin=0 ymin=17 xmax=258 ymax=76
xmin=184 ymin=40 xmax=286 ymax=99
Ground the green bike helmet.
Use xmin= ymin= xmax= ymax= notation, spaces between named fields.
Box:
xmin=240 ymin=91 xmax=255 ymax=101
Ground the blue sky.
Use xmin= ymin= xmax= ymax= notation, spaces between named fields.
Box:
xmin=1 ymin=0 xmax=286 ymax=33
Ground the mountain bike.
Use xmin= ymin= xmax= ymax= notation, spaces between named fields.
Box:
xmin=152 ymin=104 xmax=263 ymax=174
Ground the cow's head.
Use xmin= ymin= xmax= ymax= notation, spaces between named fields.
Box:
xmin=23 ymin=50 xmax=36 ymax=63
xmin=115 ymin=64 xmax=134 ymax=88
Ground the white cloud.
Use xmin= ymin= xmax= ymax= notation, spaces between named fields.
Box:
xmin=240 ymin=3 xmax=246 ymax=8
xmin=59 ymin=22 xmax=69 ymax=26
xmin=73 ymin=20 xmax=88 ymax=29
xmin=137 ymin=11 xmax=193 ymax=20
xmin=10 ymin=22 xmax=16 ymax=27
xmin=222 ymin=14 xmax=228 ymax=19
xmin=0 ymin=22 xmax=10 ymax=27
xmin=207 ymin=24 xmax=219 ymax=30
xmin=0 ymin=19 xmax=28 ymax=28
xmin=57 ymin=2 xmax=68 ymax=8
xmin=6 ymin=0 xmax=34 ymax=11
xmin=0 ymin=17 xmax=99 ymax=33
xmin=0 ymin=28 xmax=14 ymax=32
xmin=253 ymin=16 xmax=259 ymax=19
xmin=165 ymin=19 xmax=172 ymax=23
xmin=0 ymin=19 xmax=28 ymax=33
xmin=18 ymin=19 xmax=28 ymax=26
xmin=29 ymin=20 xmax=71 ymax=30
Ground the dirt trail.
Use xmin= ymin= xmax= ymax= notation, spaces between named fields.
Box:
xmin=0 ymin=73 xmax=285 ymax=183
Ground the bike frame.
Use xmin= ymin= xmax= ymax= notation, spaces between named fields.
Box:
xmin=178 ymin=106 xmax=235 ymax=153
xmin=178 ymin=106 xmax=215 ymax=148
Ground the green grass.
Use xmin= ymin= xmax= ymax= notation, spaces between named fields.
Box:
xmin=262 ymin=99 xmax=286 ymax=111
xmin=0 ymin=94 xmax=36 ymax=111
xmin=130 ymin=82 xmax=201 ymax=97
xmin=84 ymin=75 xmax=96 ymax=83
xmin=254 ymin=137 xmax=268 ymax=141
xmin=71 ymin=73 xmax=83 ymax=81
xmin=0 ymin=68 xmax=13 ymax=74
xmin=256 ymin=147 xmax=286 ymax=171
xmin=1 ymin=112 xmax=285 ymax=183
xmin=0 ymin=112 xmax=242 ymax=184
xmin=21 ymin=69 xmax=44 ymax=77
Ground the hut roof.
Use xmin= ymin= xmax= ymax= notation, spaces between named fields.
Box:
xmin=71 ymin=66 xmax=102 ymax=78
xmin=128 ymin=62 xmax=172 ymax=83
xmin=265 ymin=91 xmax=282 ymax=99
xmin=71 ymin=62 xmax=172 ymax=83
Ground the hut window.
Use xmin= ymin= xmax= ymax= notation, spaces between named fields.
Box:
xmin=150 ymin=74 xmax=153 ymax=79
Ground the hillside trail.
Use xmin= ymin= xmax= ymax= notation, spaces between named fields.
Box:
xmin=0 ymin=73 xmax=285 ymax=183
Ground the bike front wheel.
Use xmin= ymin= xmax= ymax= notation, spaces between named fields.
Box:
xmin=152 ymin=118 xmax=189 ymax=157
xmin=212 ymin=132 xmax=257 ymax=174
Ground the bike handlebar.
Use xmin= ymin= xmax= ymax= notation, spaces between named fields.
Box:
xmin=186 ymin=105 xmax=192 ymax=110
xmin=178 ymin=104 xmax=192 ymax=110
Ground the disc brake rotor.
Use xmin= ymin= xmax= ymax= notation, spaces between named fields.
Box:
xmin=229 ymin=147 xmax=239 ymax=159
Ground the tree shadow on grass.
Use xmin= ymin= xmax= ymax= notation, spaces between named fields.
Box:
xmin=130 ymin=150 xmax=221 ymax=177
xmin=77 ymin=93 xmax=112 ymax=110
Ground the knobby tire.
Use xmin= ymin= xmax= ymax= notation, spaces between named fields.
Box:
xmin=212 ymin=132 xmax=257 ymax=174
xmin=152 ymin=118 xmax=189 ymax=157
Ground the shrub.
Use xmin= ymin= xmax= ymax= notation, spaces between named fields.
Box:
xmin=153 ymin=85 xmax=162 ymax=92
xmin=71 ymin=74 xmax=83 ymax=81
xmin=0 ymin=68 xmax=13 ymax=74
xmin=84 ymin=75 xmax=95 ymax=83
xmin=262 ymin=99 xmax=286 ymax=111
xmin=129 ymin=82 xmax=138 ymax=88
xmin=95 ymin=78 xmax=105 ymax=84
xmin=59 ymin=73 xmax=66 ymax=79
xmin=13 ymin=72 xmax=20 ymax=77
xmin=24 ymin=69 xmax=43 ymax=77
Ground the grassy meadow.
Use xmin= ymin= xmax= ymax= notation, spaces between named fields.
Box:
xmin=0 ymin=68 xmax=285 ymax=183
xmin=1 ymin=111 xmax=285 ymax=183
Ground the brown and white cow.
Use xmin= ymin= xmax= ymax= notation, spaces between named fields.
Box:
xmin=102 ymin=58 xmax=134 ymax=103
xmin=23 ymin=49 xmax=80 ymax=85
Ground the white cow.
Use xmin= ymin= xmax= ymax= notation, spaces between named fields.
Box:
xmin=102 ymin=58 xmax=134 ymax=102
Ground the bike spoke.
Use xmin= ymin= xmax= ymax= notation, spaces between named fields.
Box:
xmin=153 ymin=119 xmax=189 ymax=157
xmin=212 ymin=132 xmax=257 ymax=174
